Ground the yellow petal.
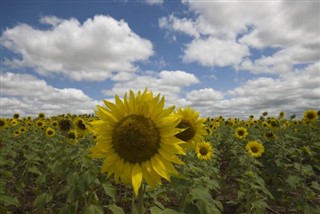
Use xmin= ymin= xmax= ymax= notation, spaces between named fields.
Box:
xmin=100 ymin=153 xmax=118 ymax=173
xmin=121 ymin=161 xmax=132 ymax=185
xmin=131 ymin=164 xmax=143 ymax=196
xmin=151 ymin=154 xmax=170 ymax=181
xmin=158 ymin=147 xmax=184 ymax=164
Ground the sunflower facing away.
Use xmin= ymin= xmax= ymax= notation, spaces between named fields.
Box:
xmin=195 ymin=141 xmax=213 ymax=161
xmin=245 ymin=141 xmax=265 ymax=158
xmin=173 ymin=107 xmax=206 ymax=150
xmin=88 ymin=89 xmax=186 ymax=195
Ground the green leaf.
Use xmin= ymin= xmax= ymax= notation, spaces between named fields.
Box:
xmin=33 ymin=192 xmax=53 ymax=208
xmin=250 ymin=199 xmax=268 ymax=212
xmin=83 ymin=204 xmax=104 ymax=214
xmin=27 ymin=165 xmax=42 ymax=175
xmin=189 ymin=187 xmax=214 ymax=204
xmin=107 ymin=204 xmax=125 ymax=214
xmin=102 ymin=181 xmax=115 ymax=202
xmin=286 ymin=175 xmax=301 ymax=189
xmin=0 ymin=194 xmax=20 ymax=206
xmin=150 ymin=206 xmax=181 ymax=214
xmin=67 ymin=187 xmax=80 ymax=202
xmin=67 ymin=172 xmax=79 ymax=186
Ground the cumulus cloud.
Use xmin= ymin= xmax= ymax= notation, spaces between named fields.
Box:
xmin=1 ymin=72 xmax=99 ymax=117
xmin=184 ymin=63 xmax=320 ymax=118
xmin=102 ymin=70 xmax=199 ymax=105
xmin=1 ymin=15 xmax=153 ymax=81
xmin=183 ymin=37 xmax=249 ymax=67
xmin=160 ymin=1 xmax=319 ymax=74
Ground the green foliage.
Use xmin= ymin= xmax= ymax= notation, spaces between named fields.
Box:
xmin=0 ymin=113 xmax=319 ymax=213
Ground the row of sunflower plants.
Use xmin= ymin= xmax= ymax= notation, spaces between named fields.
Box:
xmin=1 ymin=90 xmax=320 ymax=213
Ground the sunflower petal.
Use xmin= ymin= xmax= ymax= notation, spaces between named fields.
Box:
xmin=131 ymin=164 xmax=143 ymax=196
xmin=151 ymin=154 xmax=170 ymax=181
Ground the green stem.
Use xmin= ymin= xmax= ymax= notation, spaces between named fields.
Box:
xmin=137 ymin=183 xmax=146 ymax=214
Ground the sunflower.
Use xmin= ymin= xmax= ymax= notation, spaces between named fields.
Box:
xmin=245 ymin=141 xmax=265 ymax=158
xmin=88 ymin=89 xmax=185 ymax=195
xmin=51 ymin=120 xmax=59 ymax=128
xmin=38 ymin=112 xmax=46 ymax=119
xmin=59 ymin=119 xmax=73 ymax=131
xmin=66 ymin=130 xmax=78 ymax=144
xmin=11 ymin=119 xmax=19 ymax=126
xmin=74 ymin=117 xmax=88 ymax=133
xmin=264 ymin=131 xmax=275 ymax=140
xmin=234 ymin=127 xmax=248 ymax=140
xmin=302 ymin=109 xmax=318 ymax=123
xmin=35 ymin=120 xmax=45 ymax=128
xmin=173 ymin=107 xmax=206 ymax=150
xmin=0 ymin=118 xmax=8 ymax=129
xmin=13 ymin=113 xmax=20 ymax=119
xmin=279 ymin=111 xmax=286 ymax=119
xmin=261 ymin=121 xmax=269 ymax=128
xmin=19 ymin=127 xmax=27 ymax=134
xmin=46 ymin=127 xmax=56 ymax=138
xmin=14 ymin=129 xmax=21 ymax=137
xmin=195 ymin=141 xmax=213 ymax=161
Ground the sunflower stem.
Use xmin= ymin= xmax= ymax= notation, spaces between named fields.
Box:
xmin=137 ymin=182 xmax=146 ymax=214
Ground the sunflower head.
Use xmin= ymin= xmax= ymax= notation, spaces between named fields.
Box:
xmin=88 ymin=89 xmax=186 ymax=195
xmin=66 ymin=130 xmax=78 ymax=144
xmin=38 ymin=112 xmax=46 ymax=119
xmin=13 ymin=113 xmax=20 ymax=119
xmin=303 ymin=109 xmax=318 ymax=123
xmin=174 ymin=107 xmax=206 ymax=150
xmin=279 ymin=111 xmax=286 ymax=119
xmin=195 ymin=141 xmax=213 ymax=161
xmin=234 ymin=127 xmax=248 ymax=140
xmin=0 ymin=118 xmax=8 ymax=129
xmin=59 ymin=119 xmax=73 ymax=131
xmin=46 ymin=127 xmax=56 ymax=138
xmin=74 ymin=118 xmax=87 ymax=132
xmin=245 ymin=141 xmax=265 ymax=158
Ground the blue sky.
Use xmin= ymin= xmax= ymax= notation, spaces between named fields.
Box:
xmin=1 ymin=0 xmax=319 ymax=118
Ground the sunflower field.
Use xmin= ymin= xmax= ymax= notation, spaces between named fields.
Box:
xmin=1 ymin=90 xmax=319 ymax=214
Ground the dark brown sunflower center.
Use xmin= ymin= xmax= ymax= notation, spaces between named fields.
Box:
xmin=77 ymin=121 xmax=86 ymax=130
xmin=307 ymin=113 xmax=315 ymax=120
xmin=238 ymin=130 xmax=244 ymax=136
xmin=59 ymin=120 xmax=72 ymax=131
xmin=48 ymin=130 xmax=53 ymax=135
xmin=112 ymin=114 xmax=160 ymax=163
xmin=68 ymin=132 xmax=76 ymax=139
xmin=175 ymin=119 xmax=196 ymax=141
xmin=199 ymin=147 xmax=208 ymax=156
xmin=251 ymin=147 xmax=258 ymax=153
xmin=0 ymin=120 xmax=5 ymax=126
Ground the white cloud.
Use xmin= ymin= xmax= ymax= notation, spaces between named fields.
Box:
xmin=159 ymin=14 xmax=200 ymax=38
xmin=183 ymin=37 xmax=250 ymax=67
xmin=1 ymin=15 xmax=153 ymax=81
xmin=184 ymin=63 xmax=320 ymax=118
xmin=143 ymin=0 xmax=164 ymax=5
xmin=1 ymin=72 xmax=99 ymax=117
xmin=160 ymin=1 xmax=319 ymax=74
xmin=239 ymin=43 xmax=320 ymax=74
xmin=102 ymin=70 xmax=199 ymax=105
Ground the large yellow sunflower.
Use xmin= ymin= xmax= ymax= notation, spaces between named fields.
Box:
xmin=195 ymin=141 xmax=213 ymax=161
xmin=173 ymin=107 xmax=206 ymax=150
xmin=88 ymin=89 xmax=185 ymax=195
xmin=245 ymin=141 xmax=265 ymax=158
